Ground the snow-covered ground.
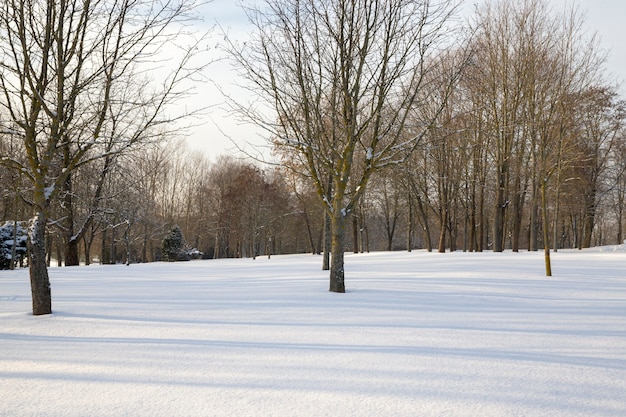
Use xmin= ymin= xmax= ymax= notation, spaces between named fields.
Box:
xmin=1 ymin=249 xmax=625 ymax=417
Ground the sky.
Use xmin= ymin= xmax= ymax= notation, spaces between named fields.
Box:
xmin=184 ymin=0 xmax=626 ymax=160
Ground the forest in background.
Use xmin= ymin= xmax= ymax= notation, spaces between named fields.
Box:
xmin=1 ymin=0 xmax=625 ymax=270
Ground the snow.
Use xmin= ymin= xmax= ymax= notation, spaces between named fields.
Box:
xmin=44 ymin=185 xmax=55 ymax=201
xmin=1 ymin=249 xmax=625 ymax=417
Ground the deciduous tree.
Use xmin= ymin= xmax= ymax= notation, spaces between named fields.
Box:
xmin=228 ymin=0 xmax=462 ymax=292
xmin=0 ymin=0 xmax=208 ymax=314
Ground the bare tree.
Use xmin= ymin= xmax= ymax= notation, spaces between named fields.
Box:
xmin=468 ymin=0 xmax=607 ymax=274
xmin=0 ymin=0 xmax=209 ymax=315
xmin=610 ymin=131 xmax=626 ymax=244
xmin=368 ymin=171 xmax=403 ymax=252
xmin=572 ymin=88 xmax=625 ymax=248
xmin=228 ymin=0 xmax=462 ymax=292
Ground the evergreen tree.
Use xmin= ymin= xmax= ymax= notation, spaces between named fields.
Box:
xmin=162 ymin=225 xmax=187 ymax=262
xmin=0 ymin=221 xmax=28 ymax=270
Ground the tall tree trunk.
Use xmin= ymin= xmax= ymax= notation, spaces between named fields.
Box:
xmin=28 ymin=212 xmax=52 ymax=315
xmin=213 ymin=230 xmax=220 ymax=259
xmin=65 ymin=238 xmax=80 ymax=266
xmin=511 ymin=191 xmax=523 ymax=252
xmin=329 ymin=208 xmax=346 ymax=293
xmin=437 ymin=208 xmax=448 ymax=253
xmin=541 ymin=180 xmax=552 ymax=277
xmin=124 ymin=221 xmax=132 ymax=265
xmin=62 ymin=188 xmax=80 ymax=266
xmin=477 ymin=184 xmax=485 ymax=252
xmin=406 ymin=194 xmax=413 ymax=252
xmin=322 ymin=175 xmax=332 ymax=270
xmin=529 ymin=188 xmax=538 ymax=251
xmin=617 ymin=179 xmax=625 ymax=244
xmin=493 ymin=182 xmax=506 ymax=252
xmin=352 ymin=212 xmax=359 ymax=253
xmin=101 ymin=229 xmax=107 ymax=264
xmin=141 ymin=224 xmax=148 ymax=262
xmin=617 ymin=204 xmax=624 ymax=245
xmin=322 ymin=210 xmax=331 ymax=270
xmin=83 ymin=235 xmax=91 ymax=266
xmin=414 ymin=192 xmax=432 ymax=252
xmin=468 ymin=207 xmax=476 ymax=252
xmin=302 ymin=207 xmax=318 ymax=254
xmin=582 ymin=192 xmax=596 ymax=248
xmin=448 ymin=216 xmax=457 ymax=252
xmin=109 ymin=228 xmax=116 ymax=264
xmin=552 ymin=190 xmax=561 ymax=252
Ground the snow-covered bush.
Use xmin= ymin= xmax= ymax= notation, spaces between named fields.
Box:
xmin=187 ymin=248 xmax=204 ymax=260
xmin=162 ymin=225 xmax=188 ymax=262
xmin=0 ymin=221 xmax=28 ymax=270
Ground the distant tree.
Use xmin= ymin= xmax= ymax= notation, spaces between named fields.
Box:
xmin=610 ymin=132 xmax=626 ymax=244
xmin=0 ymin=221 xmax=28 ymax=270
xmin=571 ymin=88 xmax=625 ymax=248
xmin=468 ymin=0 xmax=608 ymax=275
xmin=369 ymin=172 xmax=403 ymax=252
xmin=162 ymin=225 xmax=187 ymax=262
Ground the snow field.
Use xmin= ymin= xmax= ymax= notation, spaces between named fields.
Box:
xmin=1 ymin=250 xmax=625 ymax=416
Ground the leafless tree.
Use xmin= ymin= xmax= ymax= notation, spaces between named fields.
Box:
xmin=227 ymin=0 xmax=463 ymax=292
xmin=469 ymin=0 xmax=609 ymax=274
xmin=0 ymin=0 xmax=209 ymax=315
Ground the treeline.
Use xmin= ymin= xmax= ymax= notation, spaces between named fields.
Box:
xmin=2 ymin=123 xmax=624 ymax=268
xmin=1 ymin=0 xmax=625 ymax=269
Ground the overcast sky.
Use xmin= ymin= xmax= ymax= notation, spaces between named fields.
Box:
xmin=189 ymin=0 xmax=626 ymax=159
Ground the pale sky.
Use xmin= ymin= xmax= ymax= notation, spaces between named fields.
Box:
xmin=553 ymin=0 xmax=626 ymax=88
xmin=186 ymin=0 xmax=626 ymax=160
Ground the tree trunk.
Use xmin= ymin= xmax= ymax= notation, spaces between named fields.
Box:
xmin=101 ymin=229 xmax=108 ymax=264
xmin=493 ymin=185 xmax=505 ymax=252
xmin=529 ymin=200 xmax=538 ymax=251
xmin=213 ymin=230 xmax=220 ymax=259
xmin=617 ymin=204 xmax=623 ymax=245
xmin=437 ymin=209 xmax=447 ymax=253
xmin=62 ymin=168 xmax=81 ymax=266
xmin=109 ymin=228 xmax=116 ymax=264
xmin=469 ymin=191 xmax=479 ymax=252
xmin=329 ymin=209 xmax=346 ymax=293
xmin=124 ymin=221 xmax=132 ymax=266
xmin=477 ymin=185 xmax=484 ymax=252
xmin=448 ymin=216 xmax=457 ymax=252
xmin=582 ymin=195 xmax=596 ymax=248
xmin=406 ymin=194 xmax=413 ymax=252
xmin=617 ymin=180 xmax=624 ymax=244
xmin=141 ymin=224 xmax=148 ymax=262
xmin=302 ymin=207 xmax=318 ymax=254
xmin=322 ymin=210 xmax=331 ymax=270
xmin=65 ymin=238 xmax=80 ymax=266
xmin=511 ymin=192 xmax=523 ymax=252
xmin=28 ymin=212 xmax=52 ymax=315
xmin=83 ymin=234 xmax=91 ymax=266
xmin=541 ymin=180 xmax=552 ymax=277
xmin=352 ymin=212 xmax=359 ymax=253
xmin=322 ymin=176 xmax=332 ymax=271
xmin=552 ymin=190 xmax=561 ymax=252
xmin=414 ymin=192 xmax=433 ymax=252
